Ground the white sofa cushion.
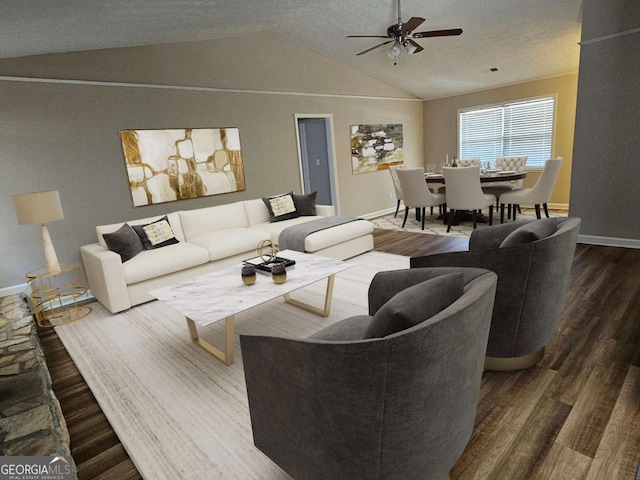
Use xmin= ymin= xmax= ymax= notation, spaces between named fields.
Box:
xmin=243 ymin=199 xmax=271 ymax=226
xmin=188 ymin=228 xmax=270 ymax=261
xmin=96 ymin=212 xmax=184 ymax=248
xmin=179 ymin=202 xmax=249 ymax=240
xmin=122 ymin=242 xmax=209 ymax=285
xmin=304 ymin=220 xmax=373 ymax=252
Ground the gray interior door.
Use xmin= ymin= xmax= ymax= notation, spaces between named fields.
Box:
xmin=298 ymin=118 xmax=333 ymax=205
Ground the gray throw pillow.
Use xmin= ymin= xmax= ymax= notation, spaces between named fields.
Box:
xmin=131 ymin=215 xmax=179 ymax=250
xmin=500 ymin=218 xmax=558 ymax=248
xmin=293 ymin=191 xmax=317 ymax=216
xmin=103 ymin=223 xmax=144 ymax=262
xmin=363 ymin=273 xmax=464 ymax=338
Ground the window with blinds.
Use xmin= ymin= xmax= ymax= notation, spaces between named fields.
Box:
xmin=458 ymin=96 xmax=555 ymax=168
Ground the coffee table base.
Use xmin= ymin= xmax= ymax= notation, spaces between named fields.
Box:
xmin=186 ymin=316 xmax=235 ymax=366
xmin=185 ymin=274 xmax=336 ymax=365
xmin=284 ymin=274 xmax=335 ymax=317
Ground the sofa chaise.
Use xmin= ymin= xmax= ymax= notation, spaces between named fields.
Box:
xmin=80 ymin=196 xmax=374 ymax=313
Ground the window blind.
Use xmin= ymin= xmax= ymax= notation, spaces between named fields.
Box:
xmin=459 ymin=96 xmax=555 ymax=168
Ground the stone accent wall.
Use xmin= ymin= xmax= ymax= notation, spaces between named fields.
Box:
xmin=0 ymin=294 xmax=77 ymax=476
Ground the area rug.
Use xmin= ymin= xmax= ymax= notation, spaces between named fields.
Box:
xmin=371 ymin=207 xmax=566 ymax=238
xmin=54 ymin=252 xmax=409 ymax=480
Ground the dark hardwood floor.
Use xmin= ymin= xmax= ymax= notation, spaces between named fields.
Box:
xmin=37 ymin=228 xmax=640 ymax=479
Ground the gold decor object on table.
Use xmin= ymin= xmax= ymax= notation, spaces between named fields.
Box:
xmin=271 ymin=263 xmax=287 ymax=284
xmin=26 ymin=262 xmax=92 ymax=328
xmin=257 ymin=239 xmax=278 ymax=263
xmin=241 ymin=265 xmax=257 ymax=285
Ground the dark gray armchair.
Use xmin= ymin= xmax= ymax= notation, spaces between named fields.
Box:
xmin=410 ymin=217 xmax=581 ymax=371
xmin=240 ymin=267 xmax=497 ymax=480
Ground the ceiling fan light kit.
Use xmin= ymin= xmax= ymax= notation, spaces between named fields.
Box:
xmin=347 ymin=0 xmax=462 ymax=64
xmin=387 ymin=39 xmax=402 ymax=59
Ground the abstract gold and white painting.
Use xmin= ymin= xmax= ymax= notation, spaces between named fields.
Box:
xmin=119 ymin=128 xmax=246 ymax=206
xmin=350 ymin=124 xmax=404 ymax=174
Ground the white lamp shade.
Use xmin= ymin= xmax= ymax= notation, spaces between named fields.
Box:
xmin=12 ymin=190 xmax=64 ymax=225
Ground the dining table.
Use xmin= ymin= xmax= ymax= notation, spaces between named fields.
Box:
xmin=424 ymin=170 xmax=527 ymax=184
xmin=423 ymin=169 xmax=528 ymax=225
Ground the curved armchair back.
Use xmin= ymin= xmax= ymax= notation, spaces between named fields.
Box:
xmin=410 ymin=217 xmax=581 ymax=369
xmin=240 ymin=267 xmax=497 ymax=480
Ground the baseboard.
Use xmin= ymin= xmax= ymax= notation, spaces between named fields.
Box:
xmin=361 ymin=207 xmax=397 ymax=220
xmin=0 ymin=283 xmax=30 ymax=298
xmin=578 ymin=235 xmax=640 ymax=249
xmin=548 ymin=202 xmax=569 ymax=211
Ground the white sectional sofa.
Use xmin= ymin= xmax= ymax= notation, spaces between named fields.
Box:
xmin=80 ymin=198 xmax=374 ymax=313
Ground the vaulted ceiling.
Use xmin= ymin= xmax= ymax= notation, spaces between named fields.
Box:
xmin=0 ymin=0 xmax=582 ymax=99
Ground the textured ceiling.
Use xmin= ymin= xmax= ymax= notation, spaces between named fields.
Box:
xmin=0 ymin=0 xmax=583 ymax=99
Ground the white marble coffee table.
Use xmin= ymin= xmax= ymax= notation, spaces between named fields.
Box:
xmin=149 ymin=250 xmax=353 ymax=365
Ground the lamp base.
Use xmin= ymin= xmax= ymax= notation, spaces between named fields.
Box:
xmin=41 ymin=223 xmax=61 ymax=273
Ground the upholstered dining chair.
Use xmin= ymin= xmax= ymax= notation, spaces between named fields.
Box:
xmin=457 ymin=157 xmax=481 ymax=167
xmin=241 ymin=267 xmax=498 ymax=480
xmin=410 ymin=217 xmax=581 ymax=371
xmin=500 ymin=157 xmax=563 ymax=223
xmin=442 ymin=166 xmax=495 ymax=232
xmin=482 ymin=156 xmax=528 ymax=210
xmin=396 ymin=167 xmax=446 ymax=230
xmin=388 ymin=165 xmax=404 ymax=217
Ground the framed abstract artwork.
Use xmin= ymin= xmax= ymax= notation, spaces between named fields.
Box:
xmin=119 ymin=127 xmax=246 ymax=206
xmin=350 ymin=124 xmax=404 ymax=174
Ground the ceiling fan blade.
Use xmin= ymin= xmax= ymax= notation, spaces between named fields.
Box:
xmin=347 ymin=35 xmax=391 ymax=38
xmin=407 ymin=39 xmax=424 ymax=54
xmin=356 ymin=41 xmax=393 ymax=56
xmin=402 ymin=17 xmax=425 ymax=34
xmin=412 ymin=28 xmax=463 ymax=38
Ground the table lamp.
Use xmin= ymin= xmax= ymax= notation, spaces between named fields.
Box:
xmin=12 ymin=190 xmax=64 ymax=273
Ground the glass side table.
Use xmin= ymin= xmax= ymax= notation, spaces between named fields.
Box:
xmin=26 ymin=262 xmax=92 ymax=328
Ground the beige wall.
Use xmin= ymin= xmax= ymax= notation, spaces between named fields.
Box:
xmin=0 ymin=34 xmax=423 ymax=288
xmin=423 ymin=73 xmax=578 ymax=207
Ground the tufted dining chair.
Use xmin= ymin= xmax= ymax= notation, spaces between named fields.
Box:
xmin=500 ymin=157 xmax=562 ymax=222
xmin=442 ymin=166 xmax=495 ymax=232
xmin=482 ymin=156 xmax=528 ymax=211
xmin=396 ymin=167 xmax=447 ymax=230
xmin=388 ymin=165 xmax=405 ymax=217
xmin=456 ymin=158 xmax=481 ymax=167
xmin=241 ymin=267 xmax=498 ymax=480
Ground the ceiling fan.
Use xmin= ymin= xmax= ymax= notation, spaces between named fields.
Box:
xmin=346 ymin=0 xmax=462 ymax=64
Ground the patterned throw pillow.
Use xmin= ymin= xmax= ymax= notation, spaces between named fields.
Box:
xmin=143 ymin=220 xmax=175 ymax=246
xmin=132 ymin=216 xmax=180 ymax=250
xmin=262 ymin=192 xmax=300 ymax=222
